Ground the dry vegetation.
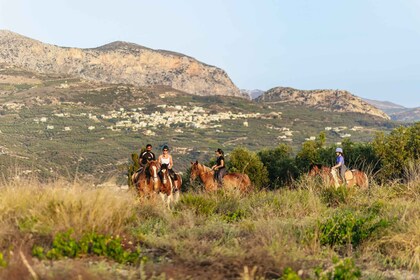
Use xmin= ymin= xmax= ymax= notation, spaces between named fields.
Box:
xmin=0 ymin=169 xmax=419 ymax=279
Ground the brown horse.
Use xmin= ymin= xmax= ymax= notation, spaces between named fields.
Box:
xmin=309 ymin=164 xmax=369 ymax=189
xmin=131 ymin=160 xmax=160 ymax=196
xmin=190 ymin=161 xmax=252 ymax=192
xmin=158 ymin=163 xmax=182 ymax=209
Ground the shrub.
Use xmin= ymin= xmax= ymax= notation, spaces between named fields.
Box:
xmin=315 ymin=257 xmax=361 ymax=280
xmin=258 ymin=144 xmax=299 ymax=189
xmin=127 ymin=153 xmax=140 ymax=188
xmin=373 ymin=122 xmax=420 ymax=181
xmin=318 ymin=209 xmax=392 ymax=250
xmin=227 ymin=147 xmax=269 ymax=189
xmin=32 ymin=229 xmax=146 ymax=264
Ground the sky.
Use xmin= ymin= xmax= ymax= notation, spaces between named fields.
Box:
xmin=1 ymin=0 xmax=419 ymax=107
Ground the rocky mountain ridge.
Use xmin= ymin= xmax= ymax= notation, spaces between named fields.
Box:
xmin=256 ymin=87 xmax=390 ymax=119
xmin=0 ymin=30 xmax=242 ymax=97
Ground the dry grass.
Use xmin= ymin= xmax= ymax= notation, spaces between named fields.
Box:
xmin=0 ymin=178 xmax=138 ymax=241
xmin=0 ymin=173 xmax=418 ymax=279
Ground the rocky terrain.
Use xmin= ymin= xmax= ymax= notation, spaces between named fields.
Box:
xmin=0 ymin=30 xmax=242 ymax=97
xmin=256 ymin=87 xmax=390 ymax=119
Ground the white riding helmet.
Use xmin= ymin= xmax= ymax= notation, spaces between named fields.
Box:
xmin=335 ymin=147 xmax=343 ymax=153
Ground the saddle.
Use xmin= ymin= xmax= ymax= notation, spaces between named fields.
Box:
xmin=344 ymin=170 xmax=354 ymax=181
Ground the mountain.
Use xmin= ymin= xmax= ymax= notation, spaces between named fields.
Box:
xmin=256 ymin=87 xmax=390 ymax=120
xmin=0 ymin=30 xmax=241 ymax=97
xmin=240 ymin=89 xmax=265 ymax=99
xmin=363 ymin=98 xmax=420 ymax=122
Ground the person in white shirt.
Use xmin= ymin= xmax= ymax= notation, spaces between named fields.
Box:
xmin=158 ymin=145 xmax=177 ymax=182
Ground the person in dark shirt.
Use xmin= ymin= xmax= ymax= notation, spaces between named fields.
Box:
xmin=137 ymin=144 xmax=156 ymax=173
xmin=211 ymin=148 xmax=226 ymax=187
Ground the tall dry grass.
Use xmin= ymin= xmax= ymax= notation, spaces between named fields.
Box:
xmin=0 ymin=178 xmax=141 ymax=244
xmin=0 ymin=170 xmax=418 ymax=279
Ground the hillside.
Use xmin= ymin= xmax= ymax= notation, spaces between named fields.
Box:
xmin=0 ymin=30 xmax=242 ymax=97
xmin=363 ymin=98 xmax=420 ymax=122
xmin=256 ymin=87 xmax=390 ymax=120
xmin=0 ymin=64 xmax=398 ymax=182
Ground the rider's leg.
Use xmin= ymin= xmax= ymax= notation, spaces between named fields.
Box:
xmin=340 ymin=166 xmax=346 ymax=186
xmin=169 ymin=168 xmax=177 ymax=181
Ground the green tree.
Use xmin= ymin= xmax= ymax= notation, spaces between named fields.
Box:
xmin=372 ymin=122 xmax=420 ymax=181
xmin=227 ymin=147 xmax=269 ymax=189
xmin=258 ymin=144 xmax=299 ymax=189
xmin=127 ymin=153 xmax=140 ymax=188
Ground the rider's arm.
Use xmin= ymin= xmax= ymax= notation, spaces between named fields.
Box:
xmin=332 ymin=157 xmax=343 ymax=169
xmin=213 ymin=159 xmax=224 ymax=170
xmin=169 ymin=155 xmax=173 ymax=169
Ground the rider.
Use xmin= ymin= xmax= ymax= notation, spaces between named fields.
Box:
xmin=158 ymin=145 xmax=178 ymax=182
xmin=332 ymin=147 xmax=346 ymax=185
xmin=211 ymin=148 xmax=226 ymax=187
xmin=137 ymin=144 xmax=156 ymax=174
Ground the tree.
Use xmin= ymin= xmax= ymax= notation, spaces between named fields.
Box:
xmin=258 ymin=144 xmax=299 ymax=189
xmin=227 ymin=147 xmax=269 ymax=189
xmin=372 ymin=122 xmax=420 ymax=181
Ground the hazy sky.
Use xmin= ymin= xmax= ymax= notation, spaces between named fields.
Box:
xmin=1 ymin=0 xmax=419 ymax=107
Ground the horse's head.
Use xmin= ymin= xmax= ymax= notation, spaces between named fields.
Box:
xmin=190 ymin=161 xmax=200 ymax=182
xmin=309 ymin=164 xmax=321 ymax=176
xmin=160 ymin=163 xmax=169 ymax=173
xmin=147 ymin=160 xmax=160 ymax=178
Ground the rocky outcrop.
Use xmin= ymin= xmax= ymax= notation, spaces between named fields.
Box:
xmin=0 ymin=30 xmax=241 ymax=97
xmin=256 ymin=87 xmax=390 ymax=119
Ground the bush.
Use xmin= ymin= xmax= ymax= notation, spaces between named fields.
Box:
xmin=32 ymin=229 xmax=146 ymax=264
xmin=373 ymin=122 xmax=420 ymax=181
xmin=318 ymin=209 xmax=392 ymax=250
xmin=258 ymin=144 xmax=299 ymax=189
xmin=315 ymin=257 xmax=361 ymax=280
xmin=227 ymin=147 xmax=269 ymax=189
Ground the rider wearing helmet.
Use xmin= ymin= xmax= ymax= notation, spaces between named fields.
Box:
xmin=332 ymin=147 xmax=346 ymax=185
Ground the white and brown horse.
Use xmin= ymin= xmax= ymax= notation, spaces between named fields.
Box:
xmin=309 ymin=164 xmax=369 ymax=189
xmin=190 ymin=161 xmax=252 ymax=193
xmin=131 ymin=160 xmax=160 ymax=196
xmin=158 ymin=163 xmax=182 ymax=209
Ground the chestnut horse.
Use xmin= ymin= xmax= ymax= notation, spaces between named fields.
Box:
xmin=309 ymin=164 xmax=369 ymax=189
xmin=131 ymin=160 xmax=160 ymax=196
xmin=158 ymin=163 xmax=182 ymax=209
xmin=190 ymin=161 xmax=252 ymax=192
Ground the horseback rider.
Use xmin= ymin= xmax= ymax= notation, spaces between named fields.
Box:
xmin=158 ymin=145 xmax=178 ymax=183
xmin=211 ymin=148 xmax=226 ymax=187
xmin=137 ymin=144 xmax=156 ymax=175
xmin=332 ymin=147 xmax=346 ymax=186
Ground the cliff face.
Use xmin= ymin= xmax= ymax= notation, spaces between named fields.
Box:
xmin=256 ymin=87 xmax=390 ymax=119
xmin=0 ymin=30 xmax=241 ymax=97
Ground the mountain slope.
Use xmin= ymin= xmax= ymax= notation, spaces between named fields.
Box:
xmin=0 ymin=30 xmax=241 ymax=97
xmin=256 ymin=87 xmax=390 ymax=119
xmin=363 ymin=98 xmax=420 ymax=122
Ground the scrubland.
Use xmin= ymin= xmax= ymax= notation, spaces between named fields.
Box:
xmin=0 ymin=168 xmax=418 ymax=279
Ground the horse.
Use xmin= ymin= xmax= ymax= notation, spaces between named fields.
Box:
xmin=190 ymin=161 xmax=252 ymax=193
xmin=131 ymin=160 xmax=160 ymax=196
xmin=309 ymin=164 xmax=369 ymax=189
xmin=158 ymin=163 xmax=182 ymax=209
